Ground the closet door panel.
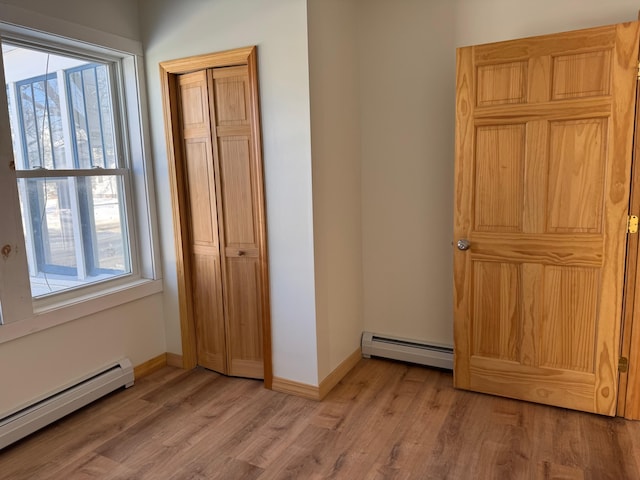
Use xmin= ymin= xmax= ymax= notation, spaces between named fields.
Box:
xmin=178 ymin=70 xmax=227 ymax=374
xmin=226 ymin=257 xmax=263 ymax=378
xmin=211 ymin=65 xmax=265 ymax=379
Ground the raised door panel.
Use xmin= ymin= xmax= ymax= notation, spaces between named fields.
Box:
xmin=551 ymin=50 xmax=611 ymax=100
xmin=225 ymin=258 xmax=263 ymax=378
xmin=184 ymin=140 xmax=218 ymax=244
xmin=476 ymin=61 xmax=528 ymax=106
xmin=218 ymin=137 xmax=256 ymax=245
xmin=178 ymin=71 xmax=227 ymax=374
xmin=192 ymin=253 xmax=226 ymax=372
xmin=454 ymin=22 xmax=639 ymax=415
xmin=213 ymin=67 xmax=251 ymax=128
xmin=472 ymin=261 xmax=521 ymax=361
xmin=210 ymin=65 xmax=265 ymax=379
xmin=474 ymin=125 xmax=525 ymax=232
xmin=540 ymin=266 xmax=599 ymax=372
xmin=547 ymin=119 xmax=607 ymax=233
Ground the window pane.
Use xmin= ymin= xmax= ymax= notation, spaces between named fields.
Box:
xmin=83 ymin=175 xmax=129 ymax=273
xmin=3 ymin=45 xmax=118 ymax=171
xmin=67 ymin=70 xmax=91 ymax=168
xmin=15 ymin=75 xmax=65 ymax=170
xmin=3 ymin=42 xmax=133 ymax=298
xmin=67 ymin=64 xmax=117 ymax=169
xmin=18 ymin=83 xmax=40 ymax=168
xmin=17 ymin=175 xmax=131 ymax=297
xmin=96 ymin=66 xmax=116 ymax=168
xmin=25 ymin=178 xmax=77 ymax=271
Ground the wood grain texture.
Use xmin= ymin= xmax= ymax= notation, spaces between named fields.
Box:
xmin=209 ymin=65 xmax=266 ymax=380
xmin=473 ymin=97 xmax=611 ymax=124
xmin=473 ymin=25 xmax=616 ymax=64
xmin=133 ymin=354 xmax=167 ymax=380
xmin=472 ymin=261 xmax=521 ymax=361
xmin=166 ymin=353 xmax=183 ymax=368
xmin=272 ymin=376 xmax=320 ymax=400
xmin=476 ymin=61 xmax=527 ymax=106
xmin=318 ymin=348 xmax=362 ymax=400
xmin=552 ymin=50 xmax=611 ymax=100
xmin=160 ymin=47 xmax=272 ymax=386
xmin=453 ymin=21 xmax=640 ymax=415
xmin=3 ymin=360 xmax=640 ymax=479
xmin=159 ymin=66 xmax=197 ymax=370
xmin=246 ymin=48 xmax=273 ymax=389
xmin=619 ymin=39 xmax=640 ymax=419
xmin=160 ymin=46 xmax=255 ymax=74
xmin=547 ymin=119 xmax=607 ymax=233
xmin=178 ymin=71 xmax=228 ymax=375
xmin=541 ymin=266 xmax=599 ymax=372
xmin=474 ymin=124 xmax=525 ymax=232
xmin=453 ymin=45 xmax=475 ymax=391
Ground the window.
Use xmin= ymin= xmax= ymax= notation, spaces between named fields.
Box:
xmin=0 ymin=25 xmax=160 ymax=332
xmin=4 ymin=44 xmax=131 ymax=297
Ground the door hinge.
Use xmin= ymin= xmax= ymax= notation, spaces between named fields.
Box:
xmin=637 ymin=61 xmax=640 ymax=79
xmin=629 ymin=215 xmax=639 ymax=234
xmin=619 ymin=357 xmax=629 ymax=373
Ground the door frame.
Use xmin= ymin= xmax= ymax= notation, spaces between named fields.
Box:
xmin=618 ymin=72 xmax=640 ymax=418
xmin=159 ymin=46 xmax=273 ymax=388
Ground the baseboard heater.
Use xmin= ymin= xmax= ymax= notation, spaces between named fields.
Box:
xmin=361 ymin=332 xmax=453 ymax=370
xmin=0 ymin=358 xmax=134 ymax=450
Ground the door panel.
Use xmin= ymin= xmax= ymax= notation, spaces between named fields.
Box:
xmin=453 ymin=22 xmax=640 ymax=415
xmin=191 ymin=252 xmax=226 ymax=372
xmin=210 ymin=66 xmax=264 ymax=379
xmin=226 ymin=258 xmax=263 ymax=378
xmin=178 ymin=71 xmax=227 ymax=374
xmin=471 ymin=261 xmax=521 ymax=362
xmin=474 ymin=124 xmax=525 ymax=232
xmin=219 ymin=137 xmax=256 ymax=244
xmin=547 ymin=119 xmax=607 ymax=233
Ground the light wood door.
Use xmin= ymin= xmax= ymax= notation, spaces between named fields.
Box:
xmin=176 ymin=65 xmax=265 ymax=380
xmin=178 ymin=71 xmax=227 ymax=374
xmin=453 ymin=22 xmax=640 ymax=415
xmin=210 ymin=66 xmax=264 ymax=379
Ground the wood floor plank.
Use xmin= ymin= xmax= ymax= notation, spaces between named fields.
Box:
xmin=2 ymin=359 xmax=640 ymax=479
xmin=233 ymin=395 xmax=317 ymax=468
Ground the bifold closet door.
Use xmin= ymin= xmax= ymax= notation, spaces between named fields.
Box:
xmin=177 ymin=65 xmax=265 ymax=380
xmin=209 ymin=66 xmax=264 ymax=379
xmin=177 ymin=71 xmax=227 ymax=374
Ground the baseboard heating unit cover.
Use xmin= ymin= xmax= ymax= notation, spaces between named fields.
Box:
xmin=361 ymin=332 xmax=453 ymax=370
xmin=0 ymin=358 xmax=134 ymax=450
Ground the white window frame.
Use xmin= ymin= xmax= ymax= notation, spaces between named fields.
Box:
xmin=0 ymin=22 xmax=162 ymax=343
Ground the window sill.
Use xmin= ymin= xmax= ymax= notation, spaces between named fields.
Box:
xmin=0 ymin=278 xmax=163 ymax=345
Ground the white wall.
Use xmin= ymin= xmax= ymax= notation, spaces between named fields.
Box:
xmin=3 ymin=0 xmax=633 ymax=415
xmin=0 ymin=0 xmax=166 ymax=416
xmin=453 ymin=0 xmax=640 ymax=45
xmin=138 ymin=0 xmax=320 ymax=385
xmin=357 ymin=0 xmax=640 ymax=348
xmin=0 ymin=295 xmax=164 ymax=413
xmin=358 ymin=0 xmax=456 ymax=346
xmin=0 ymin=0 xmax=141 ymax=42
xmin=307 ymin=0 xmax=363 ymax=381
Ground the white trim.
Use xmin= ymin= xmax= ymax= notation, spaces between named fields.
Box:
xmin=0 ymin=278 xmax=162 ymax=344
xmin=15 ymin=168 xmax=128 ymax=178
xmin=0 ymin=20 xmax=162 ymax=333
xmin=122 ymin=54 xmax=162 ymax=280
xmin=0 ymin=40 xmax=31 ymax=325
xmin=0 ymin=4 xmax=142 ymax=56
xmin=0 ymin=358 xmax=134 ymax=449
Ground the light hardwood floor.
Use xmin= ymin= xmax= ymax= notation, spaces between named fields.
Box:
xmin=2 ymin=358 xmax=640 ymax=479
